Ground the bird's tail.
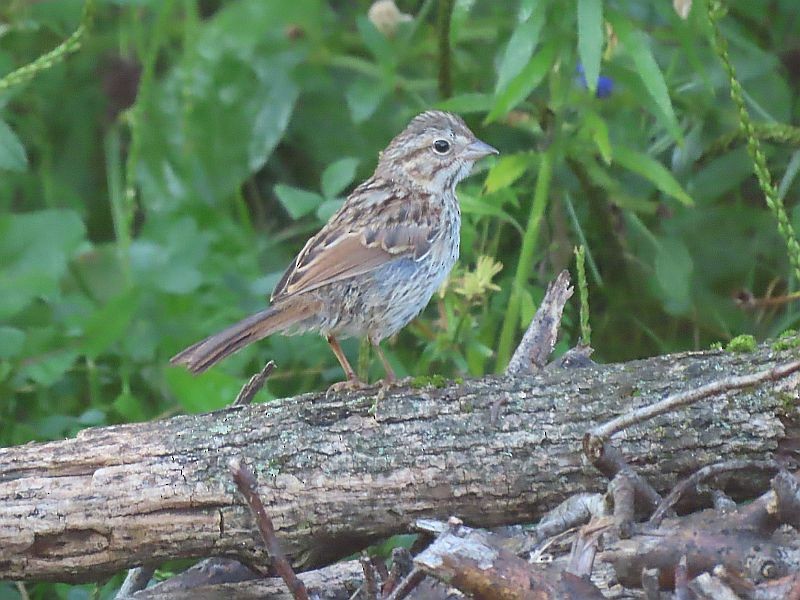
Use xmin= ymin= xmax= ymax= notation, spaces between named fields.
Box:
xmin=170 ymin=301 xmax=318 ymax=374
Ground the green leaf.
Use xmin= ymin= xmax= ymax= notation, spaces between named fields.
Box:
xmin=687 ymin=148 xmax=750 ymax=203
xmin=137 ymin=1 xmax=316 ymax=209
xmin=577 ymin=0 xmax=603 ymax=94
xmin=484 ymin=154 xmax=530 ymax=193
xmin=80 ymin=292 xmax=139 ymax=359
xmin=0 ymin=119 xmax=27 ymax=172
xmin=614 ymin=146 xmax=693 ymax=206
xmin=274 ymin=184 xmax=324 ymax=219
xmin=346 ymin=78 xmax=388 ymax=123
xmin=0 ymin=209 xmax=87 ymax=319
xmin=317 ymin=199 xmax=344 ymax=222
xmin=607 ymin=192 xmax=659 ymax=213
xmin=321 ymin=157 xmax=359 ymax=199
xmin=113 ymin=391 xmax=147 ymax=422
xmin=435 ymin=93 xmax=493 ymax=114
xmin=495 ymin=0 xmax=548 ymax=92
xmin=18 ymin=350 xmax=79 ymax=387
xmin=519 ymin=287 xmax=537 ymax=328
xmin=248 ymin=71 xmax=300 ymax=172
xmin=487 ymin=40 xmax=558 ymax=122
xmin=0 ymin=327 xmax=25 ymax=359
xmin=459 ymin=192 xmax=524 ymax=234
xmin=165 ymin=366 xmax=244 ymax=413
xmin=583 ymin=111 xmax=612 ymax=164
xmin=607 ymin=11 xmax=681 ymax=142
xmin=654 ymin=237 xmax=694 ymax=314
xmin=129 ymin=217 xmax=208 ymax=295
xmin=78 ymin=408 xmax=107 ymax=426
xmin=356 ymin=15 xmax=394 ymax=65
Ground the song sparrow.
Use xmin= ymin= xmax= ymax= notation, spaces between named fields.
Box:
xmin=171 ymin=110 xmax=498 ymax=386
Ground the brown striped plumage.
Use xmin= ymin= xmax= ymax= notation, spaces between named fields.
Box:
xmin=170 ymin=111 xmax=498 ymax=387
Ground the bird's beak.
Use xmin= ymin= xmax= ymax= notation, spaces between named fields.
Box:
xmin=464 ymin=138 xmax=499 ymax=160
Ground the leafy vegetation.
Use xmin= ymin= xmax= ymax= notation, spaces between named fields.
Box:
xmin=1 ymin=0 xmax=799 ymax=596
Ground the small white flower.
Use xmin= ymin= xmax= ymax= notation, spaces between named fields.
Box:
xmin=673 ymin=0 xmax=692 ymax=20
xmin=368 ymin=0 xmax=413 ymax=37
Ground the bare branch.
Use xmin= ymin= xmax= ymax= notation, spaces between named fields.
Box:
xmin=229 ymin=458 xmax=309 ymax=600
xmin=589 ymin=357 xmax=800 ymax=440
xmin=584 ymin=441 xmax=663 ymax=515
xmin=383 ymin=568 xmax=425 ymax=600
xmin=506 ymin=270 xmax=573 ymax=376
xmin=649 ymin=459 xmax=781 ymax=526
xmin=233 ymin=360 xmax=276 ymax=406
xmin=116 ymin=566 xmax=156 ymax=599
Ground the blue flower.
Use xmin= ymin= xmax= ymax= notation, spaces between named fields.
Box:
xmin=576 ymin=63 xmax=614 ymax=99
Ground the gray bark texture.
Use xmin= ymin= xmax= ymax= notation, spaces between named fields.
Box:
xmin=1 ymin=344 xmax=798 ymax=583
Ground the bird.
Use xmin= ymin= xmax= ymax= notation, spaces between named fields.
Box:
xmin=170 ymin=110 xmax=498 ymax=388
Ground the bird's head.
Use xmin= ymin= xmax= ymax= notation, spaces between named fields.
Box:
xmin=377 ymin=110 xmax=498 ymax=192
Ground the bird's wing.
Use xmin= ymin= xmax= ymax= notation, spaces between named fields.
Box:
xmin=271 ymin=185 xmax=438 ymax=302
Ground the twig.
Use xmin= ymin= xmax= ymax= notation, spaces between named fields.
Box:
xmin=116 ymin=565 xmax=156 ymax=598
xmin=527 ymin=492 xmax=608 ymax=549
xmin=588 ymin=358 xmax=800 ymax=440
xmin=355 ymin=553 xmax=379 ymax=600
xmin=14 ymin=582 xmax=30 ymax=600
xmin=566 ymin=519 xmax=609 ymax=577
xmin=674 ymin=555 xmax=691 ymax=600
xmin=506 ymin=270 xmax=573 ymax=376
xmin=649 ymin=459 xmax=781 ymax=527
xmin=690 ymin=572 xmax=743 ymax=600
xmin=585 ymin=442 xmax=663 ymax=515
xmin=787 ymin=574 xmax=800 ymax=600
xmin=382 ymin=547 xmax=414 ymax=595
xmin=383 ymin=568 xmax=425 ymax=600
xmin=229 ymin=458 xmax=309 ymax=600
xmin=233 ymin=361 xmax=276 ymax=406
xmin=771 ymin=468 xmax=800 ymax=528
xmin=609 ymin=472 xmax=635 ymax=538
xmin=371 ymin=555 xmax=389 ymax=583
xmin=711 ymin=488 xmax=737 ymax=512
xmin=641 ymin=568 xmax=661 ymax=600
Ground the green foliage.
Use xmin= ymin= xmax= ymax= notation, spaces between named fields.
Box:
xmin=1 ymin=0 xmax=800 ymax=593
xmin=707 ymin=0 xmax=800 ymax=282
xmin=772 ymin=329 xmax=800 ymax=351
xmin=727 ymin=334 xmax=757 ymax=353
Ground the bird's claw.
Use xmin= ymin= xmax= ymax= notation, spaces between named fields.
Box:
xmin=326 ymin=378 xmax=371 ymax=395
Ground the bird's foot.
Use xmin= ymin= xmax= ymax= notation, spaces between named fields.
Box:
xmin=326 ymin=378 xmax=371 ymax=395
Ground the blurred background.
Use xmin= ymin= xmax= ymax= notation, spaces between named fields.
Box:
xmin=0 ymin=0 xmax=799 ymax=594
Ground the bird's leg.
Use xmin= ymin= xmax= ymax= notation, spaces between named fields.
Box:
xmin=326 ymin=335 xmax=366 ymax=390
xmin=371 ymin=340 xmax=396 ymax=383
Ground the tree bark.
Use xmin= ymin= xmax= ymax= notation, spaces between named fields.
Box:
xmin=1 ymin=344 xmax=798 ymax=582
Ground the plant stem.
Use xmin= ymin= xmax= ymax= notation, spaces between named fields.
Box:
xmin=437 ymin=0 xmax=455 ymax=99
xmin=704 ymin=123 xmax=800 ymax=161
xmin=124 ymin=0 xmax=175 ymax=227
xmin=103 ymin=127 xmax=132 ymax=282
xmin=708 ymin=1 xmax=800 ymax=281
xmin=0 ymin=0 xmax=95 ymax=93
xmin=495 ymin=150 xmax=554 ymax=371
xmin=574 ymin=245 xmax=592 ymax=345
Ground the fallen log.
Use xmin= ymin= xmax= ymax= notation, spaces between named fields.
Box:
xmin=1 ymin=343 xmax=798 ymax=582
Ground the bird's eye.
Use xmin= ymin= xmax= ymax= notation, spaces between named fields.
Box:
xmin=433 ymin=139 xmax=451 ymax=154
